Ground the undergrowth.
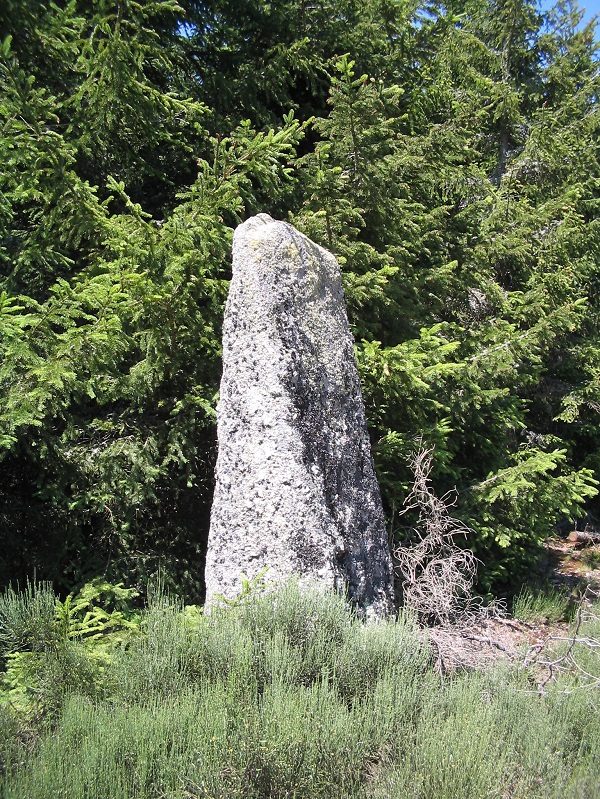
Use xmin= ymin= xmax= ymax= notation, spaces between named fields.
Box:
xmin=512 ymin=584 xmax=574 ymax=625
xmin=0 ymin=581 xmax=599 ymax=798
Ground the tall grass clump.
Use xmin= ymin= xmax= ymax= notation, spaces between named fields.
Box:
xmin=0 ymin=581 xmax=57 ymax=657
xmin=0 ymin=581 xmax=99 ymax=723
xmin=512 ymin=584 xmax=574 ymax=624
xmin=113 ymin=581 xmax=431 ymax=703
xmin=367 ymin=665 xmax=600 ymax=799
xmin=1 ymin=582 xmax=600 ymax=798
xmin=0 ymin=579 xmax=139 ymax=740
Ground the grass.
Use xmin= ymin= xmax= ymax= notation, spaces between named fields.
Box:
xmin=1 ymin=582 xmax=599 ymax=798
xmin=581 ymin=547 xmax=600 ymax=570
xmin=511 ymin=584 xmax=574 ymax=624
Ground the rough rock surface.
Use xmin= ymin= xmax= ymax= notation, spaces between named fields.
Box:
xmin=204 ymin=214 xmax=394 ymax=617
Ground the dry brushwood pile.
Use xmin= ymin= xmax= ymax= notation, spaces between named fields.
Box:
xmin=395 ymin=448 xmax=483 ymax=627
xmin=396 ymin=449 xmax=600 ymax=686
xmin=523 ymin=586 xmax=600 ymax=693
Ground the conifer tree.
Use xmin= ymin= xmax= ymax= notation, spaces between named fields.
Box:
xmin=0 ymin=3 xmax=302 ymax=596
xmin=294 ymin=0 xmax=599 ymax=589
xmin=1 ymin=0 xmax=598 ymax=596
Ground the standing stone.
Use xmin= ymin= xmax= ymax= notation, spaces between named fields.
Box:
xmin=204 ymin=214 xmax=394 ymax=617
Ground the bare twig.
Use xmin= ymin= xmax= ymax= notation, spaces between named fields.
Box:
xmin=394 ymin=447 xmax=485 ymax=627
xmin=523 ymin=586 xmax=600 ymax=693
xmin=394 ymin=447 xmax=511 ymax=673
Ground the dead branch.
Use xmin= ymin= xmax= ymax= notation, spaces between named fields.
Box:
xmin=395 ymin=447 xmax=489 ymax=628
xmin=523 ymin=586 xmax=600 ymax=693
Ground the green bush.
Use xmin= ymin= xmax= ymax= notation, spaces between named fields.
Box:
xmin=368 ymin=666 xmax=600 ymax=799
xmin=1 ymin=583 xmax=599 ymax=798
xmin=0 ymin=579 xmax=140 ymax=723
xmin=0 ymin=581 xmax=57 ymax=658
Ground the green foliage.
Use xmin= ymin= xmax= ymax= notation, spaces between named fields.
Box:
xmin=0 ymin=579 xmax=140 ymax=721
xmin=0 ymin=0 xmax=599 ymax=595
xmin=512 ymin=584 xmax=574 ymax=624
xmin=0 ymin=584 xmax=599 ymax=798
xmin=213 ymin=567 xmax=273 ymax=607
xmin=0 ymin=10 xmax=302 ymax=594
xmin=466 ymin=448 xmax=598 ymax=588
xmin=290 ymin=10 xmax=600 ymax=588
xmin=112 ymin=581 xmax=429 ymax=704
xmin=0 ymin=581 xmax=57 ymax=656
xmin=54 ymin=578 xmax=140 ymax=646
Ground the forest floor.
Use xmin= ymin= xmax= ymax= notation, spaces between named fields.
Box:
xmin=543 ymin=532 xmax=600 ymax=591
xmin=429 ymin=534 xmax=600 ymax=680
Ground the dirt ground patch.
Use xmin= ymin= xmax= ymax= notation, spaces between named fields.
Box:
xmin=427 ymin=534 xmax=600 ymax=680
xmin=543 ymin=534 xmax=600 ymax=590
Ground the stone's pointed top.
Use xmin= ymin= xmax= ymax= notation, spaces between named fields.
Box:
xmin=236 ymin=212 xmax=275 ymax=236
xmin=234 ymin=213 xmax=312 ymax=254
xmin=204 ymin=215 xmax=394 ymax=619
xmin=254 ymin=212 xmax=276 ymax=225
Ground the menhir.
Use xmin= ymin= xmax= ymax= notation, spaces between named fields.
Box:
xmin=204 ymin=214 xmax=394 ymax=618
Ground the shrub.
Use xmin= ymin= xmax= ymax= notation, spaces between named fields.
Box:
xmin=1 ymin=584 xmax=599 ymax=799
xmin=0 ymin=579 xmax=140 ymax=723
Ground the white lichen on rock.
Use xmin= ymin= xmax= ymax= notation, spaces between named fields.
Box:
xmin=204 ymin=214 xmax=394 ymax=617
